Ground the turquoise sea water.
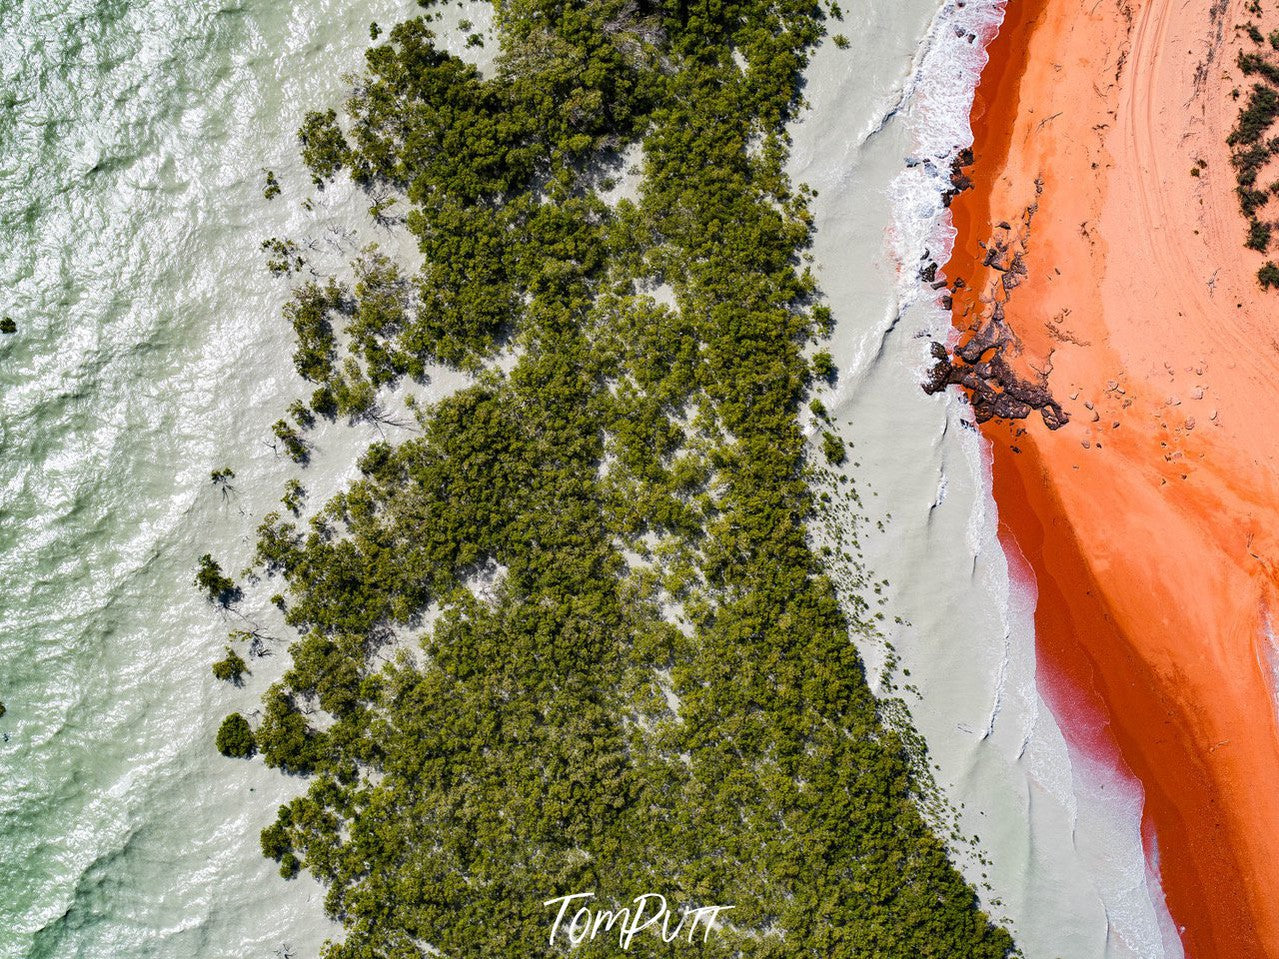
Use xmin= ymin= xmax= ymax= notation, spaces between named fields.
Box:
xmin=0 ymin=1 xmax=420 ymax=955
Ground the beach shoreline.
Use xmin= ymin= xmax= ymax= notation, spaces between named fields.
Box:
xmin=795 ymin=1 xmax=1187 ymax=954
xmin=944 ymin=0 xmax=1279 ymax=954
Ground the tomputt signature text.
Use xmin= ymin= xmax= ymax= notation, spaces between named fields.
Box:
xmin=543 ymin=892 xmax=734 ymax=950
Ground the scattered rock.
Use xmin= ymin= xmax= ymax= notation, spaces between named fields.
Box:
xmin=942 ymin=148 xmax=976 ymax=207
xmin=921 ymin=193 xmax=1067 ymax=431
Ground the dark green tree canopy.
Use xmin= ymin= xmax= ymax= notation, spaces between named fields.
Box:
xmin=206 ymin=0 xmax=1017 ymax=956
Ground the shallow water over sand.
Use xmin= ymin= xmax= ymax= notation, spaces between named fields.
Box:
xmin=0 ymin=1 xmax=424 ymax=954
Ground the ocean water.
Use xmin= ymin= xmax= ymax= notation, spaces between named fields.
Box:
xmin=0 ymin=0 xmax=1177 ymax=957
xmin=0 ymin=1 xmax=434 ymax=955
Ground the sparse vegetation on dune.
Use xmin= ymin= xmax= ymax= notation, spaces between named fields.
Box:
xmin=1232 ymin=44 xmax=1279 ymax=272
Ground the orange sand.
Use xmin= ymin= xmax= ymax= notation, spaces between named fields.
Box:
xmin=946 ymin=0 xmax=1279 ymax=955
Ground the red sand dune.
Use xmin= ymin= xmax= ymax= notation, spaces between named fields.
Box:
xmin=945 ymin=0 xmax=1279 ymax=955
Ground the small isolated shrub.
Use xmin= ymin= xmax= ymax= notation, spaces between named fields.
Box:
xmin=811 ymin=349 xmax=836 ymax=381
xmin=212 ymin=646 xmax=249 ymax=684
xmin=282 ymin=478 xmax=306 ymax=515
xmin=216 ymin=713 xmax=255 ymax=758
xmin=272 ymin=420 xmax=310 ymax=464
xmin=0 ymin=317 xmax=15 ymax=334
xmin=832 ymin=34 xmax=850 ymax=49
xmin=263 ymin=169 xmax=281 ymax=200
xmin=821 ymin=430 xmax=846 ymax=465
xmin=261 ymin=237 xmax=304 ymax=276
xmin=1259 ymin=261 xmax=1279 ymax=288
xmin=194 ymin=554 xmax=239 ymax=605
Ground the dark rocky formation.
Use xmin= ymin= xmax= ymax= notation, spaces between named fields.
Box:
xmin=924 ymin=186 xmax=1068 ymax=431
xmin=942 ymin=147 xmax=976 ymax=207
xmin=924 ymin=340 xmax=1068 ymax=429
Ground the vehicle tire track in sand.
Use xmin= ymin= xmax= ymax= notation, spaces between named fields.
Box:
xmin=1120 ymin=0 xmax=1268 ymax=376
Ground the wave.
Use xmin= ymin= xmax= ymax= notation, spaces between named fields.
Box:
xmin=887 ymin=0 xmax=1005 ymax=312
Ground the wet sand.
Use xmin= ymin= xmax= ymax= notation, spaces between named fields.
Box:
xmin=945 ymin=0 xmax=1279 ymax=955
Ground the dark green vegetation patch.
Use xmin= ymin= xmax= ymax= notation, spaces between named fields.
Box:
xmin=209 ymin=0 xmax=1015 ymax=956
xmin=216 ymin=712 xmax=256 ymax=758
xmin=1233 ymin=45 xmax=1279 ymax=285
